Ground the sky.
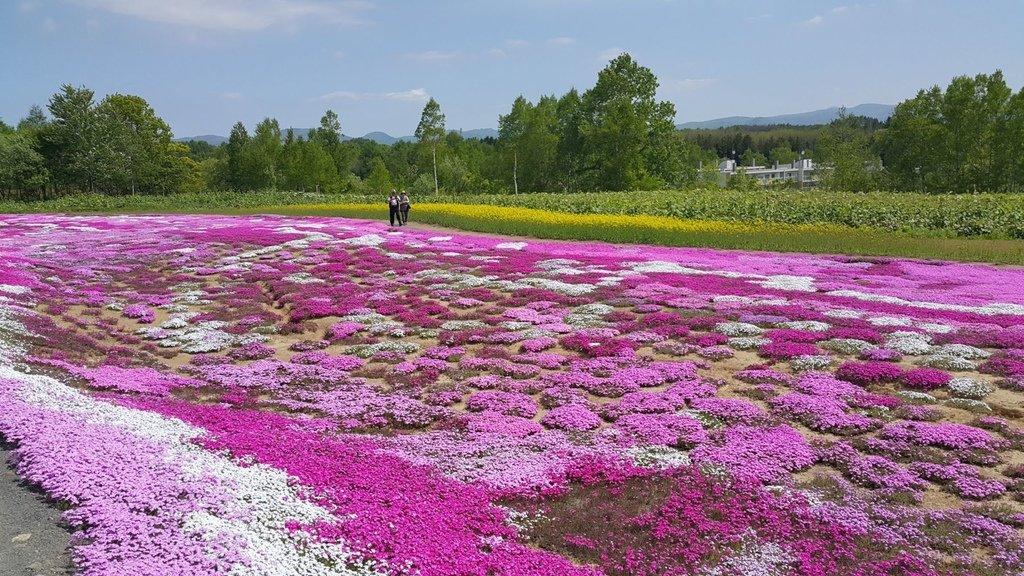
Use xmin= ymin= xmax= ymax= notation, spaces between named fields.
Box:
xmin=2 ymin=0 xmax=1023 ymax=138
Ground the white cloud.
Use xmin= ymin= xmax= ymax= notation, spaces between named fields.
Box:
xmin=832 ymin=5 xmax=848 ymax=13
xmin=383 ymin=88 xmax=429 ymax=102
xmin=73 ymin=0 xmax=371 ymax=31
xmin=312 ymin=90 xmax=359 ymax=102
xmin=547 ymin=36 xmax=574 ymax=46
xmin=505 ymin=39 xmax=530 ymax=48
xmin=597 ymin=47 xmax=625 ymax=62
xmin=484 ymin=48 xmax=506 ymax=58
xmin=803 ymin=14 xmax=824 ymax=26
xmin=404 ymin=50 xmax=460 ymax=61
xmin=311 ymin=88 xmax=429 ymax=103
xmin=667 ymin=78 xmax=718 ymax=92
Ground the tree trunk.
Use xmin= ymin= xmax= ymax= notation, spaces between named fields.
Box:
xmin=513 ymin=149 xmax=518 ymax=195
xmin=432 ymin=144 xmax=439 ymax=196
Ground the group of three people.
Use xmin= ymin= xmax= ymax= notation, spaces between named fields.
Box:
xmin=388 ymin=190 xmax=411 ymax=226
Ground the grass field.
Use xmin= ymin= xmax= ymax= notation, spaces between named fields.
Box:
xmin=260 ymin=203 xmax=1024 ymax=265
xmin=3 ymin=190 xmax=1024 ymax=264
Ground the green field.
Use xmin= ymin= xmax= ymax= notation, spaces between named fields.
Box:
xmin=3 ymin=190 xmax=1024 ymax=264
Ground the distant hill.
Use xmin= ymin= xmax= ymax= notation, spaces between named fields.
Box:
xmin=458 ymin=128 xmax=498 ymax=140
xmin=175 ymin=128 xmax=493 ymax=146
xmin=676 ymin=104 xmax=895 ymax=130
xmin=176 ymin=134 xmax=228 ymax=145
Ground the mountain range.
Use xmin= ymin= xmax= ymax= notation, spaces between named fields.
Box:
xmin=675 ymin=103 xmax=895 ymax=129
xmin=176 ymin=104 xmax=894 ymax=146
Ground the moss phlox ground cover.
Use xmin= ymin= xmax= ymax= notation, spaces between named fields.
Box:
xmin=1 ymin=213 xmax=1024 ymax=575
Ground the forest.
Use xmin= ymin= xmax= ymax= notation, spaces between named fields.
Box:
xmin=1 ymin=55 xmax=1022 ymax=200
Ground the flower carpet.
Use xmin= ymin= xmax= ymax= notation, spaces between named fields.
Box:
xmin=1 ymin=213 xmax=1023 ymax=575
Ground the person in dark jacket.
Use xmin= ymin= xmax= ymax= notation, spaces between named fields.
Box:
xmin=399 ymin=191 xmax=411 ymax=225
xmin=387 ymin=190 xmax=400 ymax=226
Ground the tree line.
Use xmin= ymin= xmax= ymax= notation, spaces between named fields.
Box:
xmin=2 ymin=60 xmax=1023 ymax=199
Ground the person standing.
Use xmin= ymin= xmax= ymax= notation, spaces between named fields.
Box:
xmin=387 ymin=190 xmax=400 ymax=226
xmin=399 ymin=190 xmax=411 ymax=225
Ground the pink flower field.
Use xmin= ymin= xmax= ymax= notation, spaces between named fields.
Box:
xmin=2 ymin=213 xmax=1024 ymax=575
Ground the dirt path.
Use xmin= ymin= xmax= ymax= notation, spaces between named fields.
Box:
xmin=0 ymin=446 xmax=71 ymax=575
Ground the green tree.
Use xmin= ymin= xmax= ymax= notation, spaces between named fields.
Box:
xmin=995 ymin=88 xmax=1024 ymax=192
xmin=739 ymin=148 xmax=767 ymax=168
xmin=817 ymin=108 xmax=880 ymax=192
xmin=415 ymin=98 xmax=445 ymax=195
xmin=555 ymin=88 xmax=584 ymax=191
xmin=45 ymin=84 xmax=103 ymax=191
xmin=252 ymin=117 xmax=282 ymax=188
xmin=225 ymin=121 xmax=250 ymax=190
xmin=0 ymin=132 xmax=50 ymax=197
xmin=366 ymin=156 xmax=392 ymax=195
xmin=578 ymin=53 xmax=678 ymax=191
xmin=768 ymin=144 xmax=798 ymax=165
xmin=17 ymin=105 xmax=48 ymax=134
xmin=95 ymin=93 xmax=180 ymax=194
xmin=498 ymin=95 xmax=528 ymax=193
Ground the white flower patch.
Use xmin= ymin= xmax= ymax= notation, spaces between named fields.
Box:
xmin=823 ymin=309 xmax=864 ymax=319
xmin=947 ymin=378 xmax=993 ymax=400
xmin=897 ymin=391 xmax=938 ymax=404
xmin=715 ymin=322 xmax=764 ymax=337
xmin=945 ymin=398 xmax=991 ymax=413
xmin=867 ymin=316 xmax=914 ymax=327
xmin=825 ymin=290 xmax=1024 ymax=317
xmin=440 ymin=320 xmax=489 ymax=331
xmin=629 ymin=261 xmax=745 ymax=278
xmin=498 ymin=321 xmax=532 ymax=330
xmin=0 ymin=284 xmax=30 ymax=295
xmin=885 ymin=331 xmax=933 ymax=356
xmin=282 ymin=272 xmax=324 ymax=284
xmin=930 ymin=344 xmax=991 ymax=360
xmin=160 ymin=317 xmax=190 ymax=330
xmin=712 ymin=295 xmax=754 ymax=304
xmin=752 ymin=275 xmax=816 ymax=292
xmin=342 ymin=234 xmax=388 ymax=247
xmin=575 ymin=303 xmax=614 ymax=316
xmin=440 ymin=252 xmax=462 ymax=257
xmin=728 ymin=337 xmax=770 ymax=350
xmin=626 ymin=445 xmax=691 ymax=469
xmin=778 ymin=320 xmax=830 ymax=332
xmin=494 ymin=505 xmax=546 ymax=536
xmin=702 ymin=533 xmax=795 ymax=576
xmin=343 ymin=341 xmax=420 ymax=358
xmin=597 ymin=276 xmax=625 ymax=287
xmin=515 ymin=278 xmax=595 ymax=296
xmin=916 ymin=322 xmax=955 ymax=334
xmin=427 ymin=236 xmax=452 ymax=242
xmin=563 ymin=313 xmax=609 ymax=329
xmin=790 ymin=355 xmax=835 ymax=372
xmin=821 ymin=339 xmax=875 ymax=355
xmin=918 ymin=355 xmax=975 ymax=371
xmin=386 ymin=252 xmax=417 ymax=260
xmin=495 ymin=242 xmax=527 ymax=250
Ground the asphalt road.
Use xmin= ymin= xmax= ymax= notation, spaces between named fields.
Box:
xmin=0 ymin=445 xmax=72 ymax=575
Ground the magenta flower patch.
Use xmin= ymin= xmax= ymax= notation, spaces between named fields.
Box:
xmin=2 ymin=213 xmax=1023 ymax=574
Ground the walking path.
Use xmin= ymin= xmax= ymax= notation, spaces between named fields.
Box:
xmin=0 ymin=447 xmax=71 ymax=575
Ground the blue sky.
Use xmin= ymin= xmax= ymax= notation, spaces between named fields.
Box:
xmin=2 ymin=0 xmax=1022 ymax=137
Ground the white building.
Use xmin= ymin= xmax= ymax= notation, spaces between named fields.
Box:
xmin=718 ymin=158 xmax=817 ymax=187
